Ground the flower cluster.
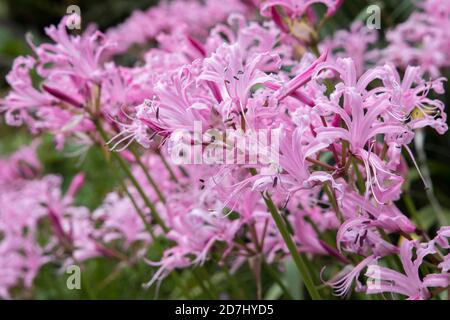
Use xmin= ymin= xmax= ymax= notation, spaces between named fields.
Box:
xmin=0 ymin=144 xmax=152 ymax=298
xmin=383 ymin=0 xmax=450 ymax=77
xmin=1 ymin=0 xmax=449 ymax=299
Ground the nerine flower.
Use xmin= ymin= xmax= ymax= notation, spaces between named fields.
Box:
xmin=28 ymin=15 xmax=115 ymax=83
xmin=313 ymin=58 xmax=426 ymax=203
xmin=365 ymin=240 xmax=450 ymax=300
xmin=380 ymin=64 xmax=448 ymax=134
xmin=199 ymin=43 xmax=280 ymax=117
xmin=2 ymin=0 xmax=450 ymax=301
xmin=383 ymin=0 xmax=450 ymax=77
xmin=93 ymin=193 xmax=151 ymax=247
xmin=0 ymin=56 xmax=55 ymax=129
xmin=434 ymin=227 xmax=450 ymax=272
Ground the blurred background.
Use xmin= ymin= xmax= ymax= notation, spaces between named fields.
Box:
xmin=0 ymin=0 xmax=449 ymax=299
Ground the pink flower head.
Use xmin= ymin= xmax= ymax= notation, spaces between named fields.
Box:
xmin=383 ymin=0 xmax=450 ymax=77
xmin=312 ymin=58 xmax=438 ymax=203
xmin=199 ymin=43 xmax=280 ymax=117
xmin=380 ymin=64 xmax=448 ymax=134
xmin=94 ymin=193 xmax=151 ymax=247
xmin=28 ymin=16 xmax=116 ymax=83
xmin=365 ymin=240 xmax=450 ymax=300
xmin=0 ymin=56 xmax=55 ymax=129
xmin=434 ymin=227 xmax=450 ymax=272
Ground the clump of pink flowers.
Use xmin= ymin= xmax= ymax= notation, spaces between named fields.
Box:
xmin=1 ymin=0 xmax=449 ymax=300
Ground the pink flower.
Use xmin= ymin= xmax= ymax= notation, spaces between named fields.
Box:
xmin=275 ymin=126 xmax=341 ymax=196
xmin=326 ymin=255 xmax=377 ymax=296
xmin=365 ymin=240 xmax=450 ymax=300
xmin=94 ymin=193 xmax=151 ymax=247
xmin=434 ymin=227 xmax=450 ymax=272
xmin=336 ymin=217 xmax=397 ymax=257
xmin=0 ymin=56 xmax=55 ymax=129
xmin=313 ymin=58 xmax=421 ymax=203
xmin=380 ymin=64 xmax=448 ymax=134
xmin=341 ymin=192 xmax=416 ymax=234
xmin=28 ymin=15 xmax=115 ymax=83
xmin=383 ymin=0 xmax=450 ymax=77
xmin=107 ymin=0 xmax=248 ymax=54
xmin=199 ymin=43 xmax=280 ymax=117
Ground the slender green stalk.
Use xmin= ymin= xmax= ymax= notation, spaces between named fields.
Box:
xmin=113 ymin=148 xmax=168 ymax=232
xmin=248 ymin=168 xmax=321 ymax=299
xmin=130 ymin=147 xmax=166 ymax=204
xmin=94 ymin=120 xmax=168 ymax=233
xmin=352 ymin=156 xmax=366 ymax=194
xmin=87 ymin=90 xmax=211 ymax=299
xmin=263 ymin=194 xmax=322 ymax=300
xmin=118 ymin=178 xmax=156 ymax=240
xmin=104 ymin=147 xmax=211 ymax=300
xmin=112 ymin=146 xmax=169 ymax=233
xmin=158 ymin=152 xmax=179 ymax=183
xmin=97 ymin=134 xmax=158 ymax=241
xmin=324 ymin=182 xmax=344 ymax=223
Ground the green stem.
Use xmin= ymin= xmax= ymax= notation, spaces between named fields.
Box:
xmin=263 ymin=194 xmax=322 ymax=300
xmin=94 ymin=120 xmax=168 ymax=233
xmin=105 ymin=148 xmax=204 ymax=301
xmin=114 ymin=149 xmax=168 ymax=232
xmin=352 ymin=156 xmax=366 ymax=194
xmin=118 ymin=178 xmax=156 ymax=240
xmin=158 ymin=152 xmax=179 ymax=183
xmin=130 ymin=147 xmax=166 ymax=204
xmin=99 ymin=137 xmax=160 ymax=243
xmin=324 ymin=182 xmax=343 ymax=223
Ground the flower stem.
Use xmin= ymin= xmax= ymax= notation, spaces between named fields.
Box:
xmin=113 ymin=147 xmax=168 ymax=232
xmin=262 ymin=193 xmax=322 ymax=300
xmin=351 ymin=156 xmax=366 ymax=194
xmin=130 ymin=147 xmax=166 ymax=204
xmin=158 ymin=152 xmax=179 ymax=183
xmin=324 ymin=182 xmax=343 ymax=223
xmin=306 ymin=156 xmax=336 ymax=171
xmin=94 ymin=120 xmax=168 ymax=233
xmin=118 ymin=178 xmax=156 ymax=240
